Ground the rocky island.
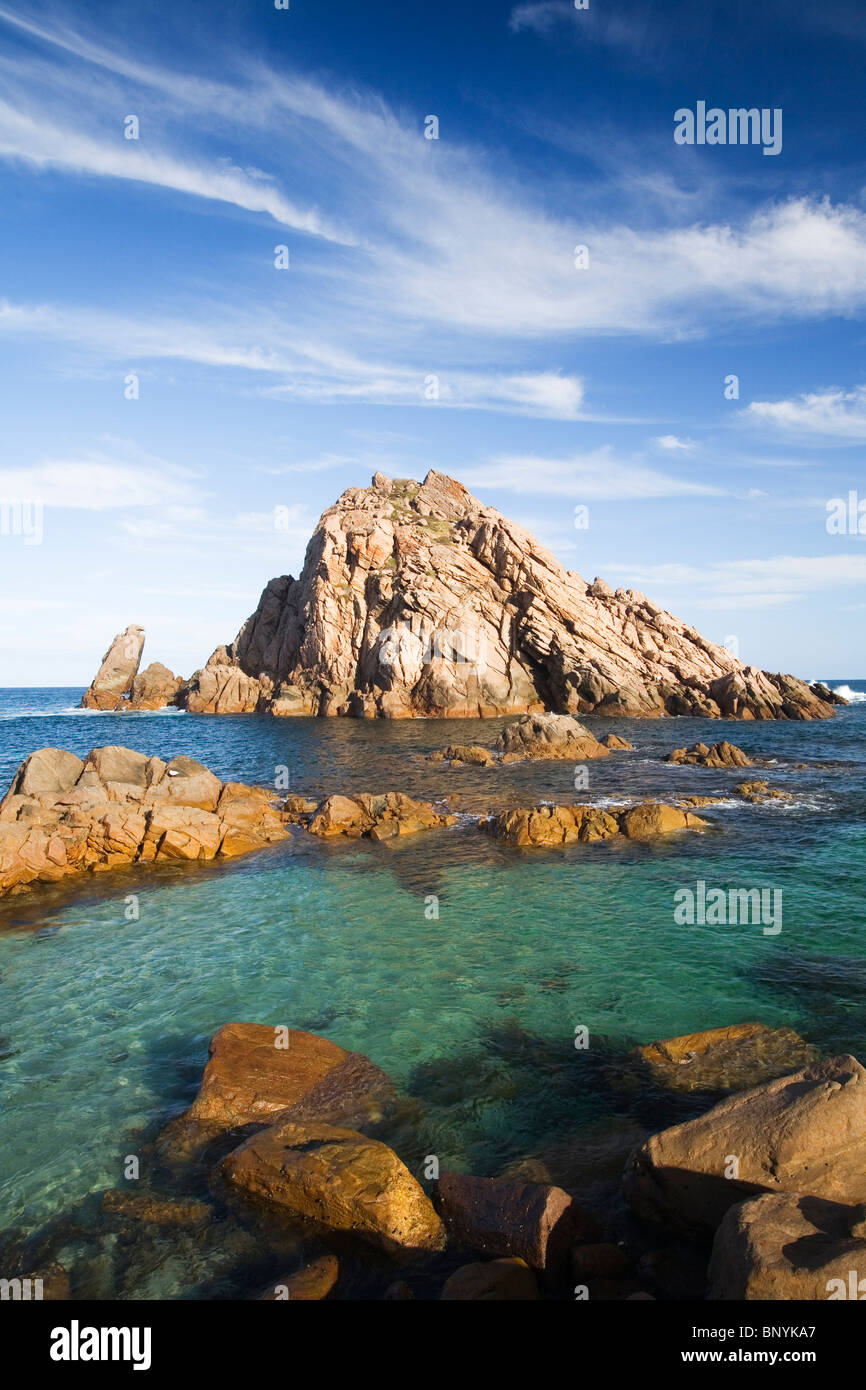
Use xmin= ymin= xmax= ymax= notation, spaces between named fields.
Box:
xmin=81 ymin=471 xmax=843 ymax=722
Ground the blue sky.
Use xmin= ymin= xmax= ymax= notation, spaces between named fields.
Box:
xmin=0 ymin=0 xmax=864 ymax=684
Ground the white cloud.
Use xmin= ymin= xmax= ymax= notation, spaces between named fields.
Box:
xmin=0 ymin=453 xmax=201 ymax=509
xmin=745 ymin=385 xmax=866 ymax=439
xmin=0 ymin=99 xmax=350 ymax=243
xmin=655 ymin=435 xmax=696 ymax=451
xmin=2 ymin=13 xmax=866 ymax=348
xmin=609 ymin=553 xmax=866 ymax=608
xmin=462 ymin=448 xmax=723 ymax=500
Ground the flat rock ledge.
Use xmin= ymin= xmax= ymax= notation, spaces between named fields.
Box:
xmin=0 ymin=745 xmax=289 ymax=897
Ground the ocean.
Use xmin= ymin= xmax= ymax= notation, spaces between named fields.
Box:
xmin=0 ymin=683 xmax=864 ymax=1297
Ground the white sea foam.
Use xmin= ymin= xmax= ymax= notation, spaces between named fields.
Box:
xmin=833 ymin=685 xmax=866 ymax=704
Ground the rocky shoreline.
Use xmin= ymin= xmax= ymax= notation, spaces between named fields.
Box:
xmin=7 ymin=1018 xmax=864 ymax=1301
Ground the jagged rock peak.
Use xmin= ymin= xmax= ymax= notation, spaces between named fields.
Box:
xmin=172 ymin=470 xmax=839 ymax=722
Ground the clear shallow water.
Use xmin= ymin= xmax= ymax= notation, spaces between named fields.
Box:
xmin=0 ymin=684 xmax=864 ymax=1295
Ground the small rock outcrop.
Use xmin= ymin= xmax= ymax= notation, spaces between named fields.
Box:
xmin=81 ymin=625 xmax=145 ymax=710
xmin=487 ymin=801 xmax=708 ymax=847
xmin=222 ymin=1119 xmax=446 ymax=1255
xmin=623 ymin=1054 xmax=866 ymax=1234
xmin=665 ymin=741 xmax=753 ymax=768
xmin=494 ymin=713 xmax=610 ymax=762
xmin=128 ymin=662 xmax=181 ymax=711
xmin=0 ymin=747 xmax=288 ymax=896
xmin=601 ymin=733 xmax=634 ymax=750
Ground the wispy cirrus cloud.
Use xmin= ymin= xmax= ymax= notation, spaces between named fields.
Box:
xmin=610 ymin=554 xmax=866 ymax=608
xmin=0 ymin=449 xmax=202 ymax=509
xmin=462 ymin=447 xmax=723 ymax=500
xmin=2 ymin=9 xmax=866 ymax=351
xmin=0 ymin=298 xmax=588 ymax=418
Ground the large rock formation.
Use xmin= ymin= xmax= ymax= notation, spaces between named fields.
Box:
xmin=174 ymin=471 xmax=840 ymax=721
xmin=0 ymin=747 xmax=289 ymax=896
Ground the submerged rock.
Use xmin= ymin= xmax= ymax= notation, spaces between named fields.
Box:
xmin=622 ymin=1022 xmax=819 ymax=1096
xmin=222 ymin=1120 xmax=446 ymax=1255
xmin=100 ymin=1191 xmax=211 ymax=1228
xmin=709 ymin=1192 xmax=866 ymax=1301
xmin=257 ymin=1254 xmax=341 ymax=1301
xmin=184 ymin=1022 xmax=395 ymax=1134
xmin=623 ymin=1054 xmax=866 ymax=1234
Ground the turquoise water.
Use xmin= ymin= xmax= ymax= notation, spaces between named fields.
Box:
xmin=0 ymin=685 xmax=864 ymax=1295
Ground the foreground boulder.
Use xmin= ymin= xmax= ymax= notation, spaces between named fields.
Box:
xmin=624 ymin=1054 xmax=866 ymax=1234
xmin=709 ymin=1192 xmax=866 ymax=1300
xmin=435 ymin=1172 xmax=600 ymax=1273
xmin=623 ymin=1022 xmax=819 ymax=1096
xmin=184 ymin=1022 xmax=394 ymax=1133
xmin=222 ymin=1120 xmax=446 ymax=1255
xmin=487 ymin=801 xmax=708 ymax=847
xmin=0 ymin=747 xmax=288 ymax=896
xmin=81 ymin=625 xmax=146 ymax=710
xmin=177 ymin=470 xmax=838 ymax=720
xmin=665 ymin=741 xmax=753 ymax=768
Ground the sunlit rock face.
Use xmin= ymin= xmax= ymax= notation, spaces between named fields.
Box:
xmin=173 ymin=469 xmax=839 ymax=721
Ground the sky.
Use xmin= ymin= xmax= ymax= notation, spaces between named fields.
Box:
xmin=0 ymin=0 xmax=864 ymax=685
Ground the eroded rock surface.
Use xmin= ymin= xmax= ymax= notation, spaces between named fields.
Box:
xmin=623 ymin=1022 xmax=819 ymax=1096
xmin=176 ymin=471 xmax=837 ymax=721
